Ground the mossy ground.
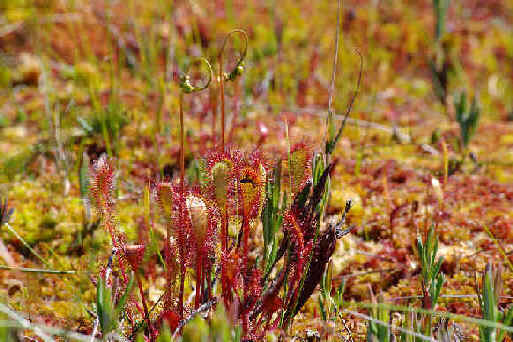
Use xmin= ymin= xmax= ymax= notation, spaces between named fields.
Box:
xmin=1 ymin=0 xmax=513 ymax=340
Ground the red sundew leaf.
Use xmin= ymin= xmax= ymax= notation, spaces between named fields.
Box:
xmin=156 ymin=183 xmax=195 ymax=269
xmin=238 ymin=151 xmax=268 ymax=221
xmin=156 ymin=182 xmax=175 ymax=222
xmin=248 ymin=269 xmax=262 ymax=298
xmin=283 ymin=211 xmax=305 ymax=253
xmin=241 ymin=268 xmax=263 ymax=321
xmin=239 ymin=164 xmax=266 ymax=221
xmin=89 ymin=155 xmax=128 ymax=252
xmin=211 ymin=161 xmax=231 ymax=212
xmin=204 ymin=149 xmax=270 ymax=225
xmin=288 ymin=162 xmax=334 ymax=243
xmin=204 ymin=149 xmax=243 ymax=215
xmin=175 ymin=194 xmax=194 ymax=267
xmin=90 ymin=155 xmax=115 ymax=217
xmin=289 ymin=143 xmax=312 ymax=195
xmin=222 ymin=252 xmax=241 ymax=287
xmin=124 ymin=244 xmax=145 ymax=270
xmin=186 ymin=194 xmax=209 ymax=247
xmin=221 ymin=251 xmax=243 ymax=309
xmin=185 ymin=189 xmax=220 ymax=263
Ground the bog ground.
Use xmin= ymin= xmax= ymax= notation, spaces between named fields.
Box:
xmin=1 ymin=1 xmax=513 ymax=341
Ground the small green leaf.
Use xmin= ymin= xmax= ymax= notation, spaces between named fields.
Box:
xmin=115 ymin=273 xmax=135 ymax=317
xmin=97 ymin=276 xmax=114 ymax=334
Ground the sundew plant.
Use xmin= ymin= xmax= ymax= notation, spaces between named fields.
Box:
xmin=87 ymin=28 xmax=357 ymax=341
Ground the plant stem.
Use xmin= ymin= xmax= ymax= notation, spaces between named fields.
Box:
xmin=179 ymin=92 xmax=185 ymax=189
xmin=228 ymin=77 xmax=241 ymax=141
xmin=135 ymin=272 xmax=154 ymax=339
xmin=217 ymin=29 xmax=247 ymax=151
xmin=178 ymin=90 xmax=186 ymax=321
xmin=0 ymin=265 xmax=75 ymax=274
xmin=222 ymin=210 xmax=228 ymax=253
xmin=211 ymin=86 xmax=218 ymax=146
xmin=242 ymin=217 xmax=250 ymax=333
xmin=5 ymin=223 xmax=50 ymax=267
xmin=195 ymin=255 xmax=201 ymax=309
xmin=219 ymin=54 xmax=226 ymax=151
xmin=179 ymin=261 xmax=186 ymax=320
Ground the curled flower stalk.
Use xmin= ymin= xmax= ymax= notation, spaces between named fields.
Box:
xmin=178 ymin=57 xmax=213 ymax=188
xmin=218 ymin=29 xmax=248 ymax=151
xmin=209 ymin=83 xmax=219 ymax=144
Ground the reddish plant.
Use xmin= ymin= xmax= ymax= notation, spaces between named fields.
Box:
xmin=89 ymin=28 xmax=357 ymax=341
xmin=90 ymin=155 xmax=157 ymax=339
xmin=92 ymin=147 xmax=350 ymax=341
